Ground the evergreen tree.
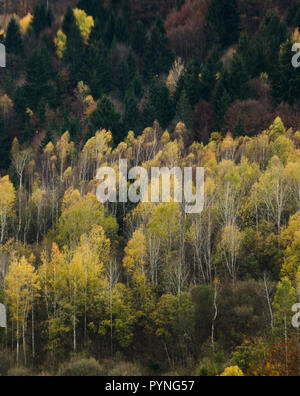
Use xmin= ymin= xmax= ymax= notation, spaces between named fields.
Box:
xmin=115 ymin=11 xmax=129 ymax=43
xmin=5 ymin=18 xmax=23 ymax=56
xmin=88 ymin=95 xmax=121 ymax=140
xmin=254 ymin=10 xmax=287 ymax=76
xmin=62 ymin=6 xmax=76 ymax=36
xmin=176 ymin=90 xmax=193 ymax=130
xmin=127 ymin=50 xmax=137 ymax=81
xmin=104 ymin=10 xmax=116 ymax=47
xmin=147 ymin=80 xmax=174 ymax=129
xmin=287 ymin=0 xmax=300 ymax=27
xmin=236 ymin=32 xmax=256 ymax=77
xmin=205 ymin=0 xmax=240 ymax=47
xmin=272 ymin=36 xmax=300 ymax=105
xmin=89 ymin=17 xmax=104 ymax=45
xmin=63 ymin=19 xmax=86 ymax=83
xmin=214 ymin=74 xmax=232 ymax=130
xmin=234 ymin=115 xmax=246 ymax=138
xmin=37 ymin=97 xmax=46 ymax=123
xmin=0 ymin=113 xmax=11 ymax=169
xmin=32 ymin=2 xmax=54 ymax=37
xmin=21 ymin=123 xmax=33 ymax=144
xmin=124 ymin=91 xmax=139 ymax=132
xmin=118 ymin=51 xmax=137 ymax=98
xmin=131 ymin=20 xmax=146 ymax=55
xmin=228 ymin=54 xmax=250 ymax=101
xmin=14 ymin=86 xmax=29 ymax=123
xmin=142 ymin=101 xmax=156 ymax=128
xmin=24 ymin=44 xmax=55 ymax=110
xmin=83 ymin=42 xmax=112 ymax=98
xmin=182 ymin=58 xmax=202 ymax=106
xmin=63 ymin=116 xmax=82 ymax=142
xmin=131 ymin=73 xmax=143 ymax=99
xmin=143 ymin=17 xmax=174 ymax=81
xmin=118 ymin=60 xmax=130 ymax=98
xmin=39 ymin=128 xmax=53 ymax=152
xmin=77 ymin=0 xmax=106 ymax=23
xmin=199 ymin=48 xmax=222 ymax=101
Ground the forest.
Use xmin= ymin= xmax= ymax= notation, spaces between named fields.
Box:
xmin=0 ymin=0 xmax=300 ymax=377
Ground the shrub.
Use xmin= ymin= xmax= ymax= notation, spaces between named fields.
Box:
xmin=196 ymin=358 xmax=220 ymax=377
xmin=7 ymin=367 xmax=33 ymax=377
xmin=220 ymin=366 xmax=244 ymax=377
xmin=58 ymin=358 xmax=104 ymax=377
xmin=0 ymin=350 xmax=12 ymax=376
xmin=108 ymin=361 xmax=142 ymax=376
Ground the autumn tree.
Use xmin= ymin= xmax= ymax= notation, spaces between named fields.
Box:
xmin=5 ymin=257 xmax=40 ymax=364
xmin=0 ymin=176 xmax=15 ymax=244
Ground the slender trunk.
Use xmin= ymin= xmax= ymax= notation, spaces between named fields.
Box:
xmin=32 ymin=302 xmax=35 ymax=359
xmin=73 ymin=312 xmax=76 ymax=354
xmin=110 ymin=284 xmax=113 ymax=358
xmin=73 ymin=289 xmax=76 ymax=354
xmin=23 ymin=322 xmax=26 ymax=366
xmin=284 ymin=314 xmax=288 ymax=376
xmin=164 ymin=342 xmax=172 ymax=370
xmin=16 ymin=303 xmax=19 ymax=365
xmin=211 ymin=280 xmax=218 ymax=354
xmin=263 ymin=273 xmax=274 ymax=331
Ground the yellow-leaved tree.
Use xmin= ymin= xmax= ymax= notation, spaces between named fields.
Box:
xmin=5 ymin=256 xmax=40 ymax=364
xmin=0 ymin=175 xmax=15 ymax=244
xmin=220 ymin=366 xmax=244 ymax=376
xmin=54 ymin=29 xmax=67 ymax=59
xmin=73 ymin=9 xmax=94 ymax=43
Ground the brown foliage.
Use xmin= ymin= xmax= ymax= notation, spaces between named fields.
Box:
xmin=193 ymin=100 xmax=214 ymax=144
xmin=275 ymin=102 xmax=300 ymax=131
xmin=224 ymin=99 xmax=273 ymax=136
xmin=238 ymin=0 xmax=272 ymax=37
xmin=252 ymin=334 xmax=300 ymax=376
xmin=130 ymin=0 xmax=183 ymax=25
xmin=0 ymin=0 xmax=77 ymax=17
xmin=165 ymin=0 xmax=209 ymax=59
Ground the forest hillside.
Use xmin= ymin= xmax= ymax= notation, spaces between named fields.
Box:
xmin=0 ymin=0 xmax=300 ymax=376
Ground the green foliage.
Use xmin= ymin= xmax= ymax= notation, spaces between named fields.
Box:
xmin=5 ymin=18 xmax=23 ymax=56
xmin=58 ymin=358 xmax=104 ymax=377
xmin=143 ymin=17 xmax=174 ymax=81
xmin=176 ymin=90 xmax=193 ymax=130
xmin=131 ymin=20 xmax=147 ymax=55
xmin=143 ymin=80 xmax=174 ymax=129
xmin=32 ymin=2 xmax=54 ymax=37
xmin=62 ymin=6 xmax=76 ymax=36
xmin=2 ymin=0 xmax=300 ymax=377
xmin=272 ymin=36 xmax=300 ymax=105
xmin=0 ymin=113 xmax=11 ymax=169
xmin=124 ymin=90 xmax=139 ymax=132
xmin=287 ymin=0 xmax=300 ymax=27
xmin=22 ymin=44 xmax=56 ymax=110
xmin=55 ymin=193 xmax=118 ymax=248
xmin=88 ymin=95 xmax=121 ymax=141
xmin=63 ymin=16 xmax=86 ymax=82
xmin=254 ymin=10 xmax=287 ymax=76
xmin=205 ymin=0 xmax=240 ymax=47
xmin=84 ymin=42 xmax=112 ymax=98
